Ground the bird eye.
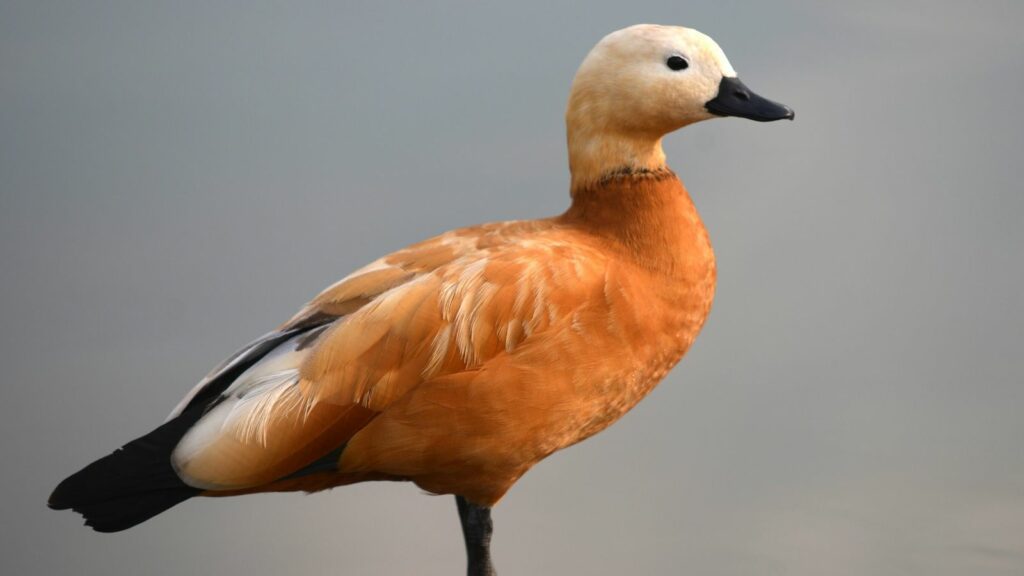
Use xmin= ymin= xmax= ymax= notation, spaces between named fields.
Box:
xmin=666 ymin=56 xmax=689 ymax=71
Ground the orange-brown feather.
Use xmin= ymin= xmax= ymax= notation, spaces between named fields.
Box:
xmin=186 ymin=171 xmax=714 ymax=506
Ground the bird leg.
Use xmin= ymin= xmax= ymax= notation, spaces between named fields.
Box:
xmin=455 ymin=495 xmax=496 ymax=576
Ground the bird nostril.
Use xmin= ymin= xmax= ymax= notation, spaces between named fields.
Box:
xmin=735 ymin=90 xmax=750 ymax=102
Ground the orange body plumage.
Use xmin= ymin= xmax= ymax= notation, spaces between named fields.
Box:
xmin=180 ymin=170 xmax=715 ymax=505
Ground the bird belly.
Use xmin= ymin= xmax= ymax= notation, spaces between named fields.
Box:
xmin=336 ymin=295 xmax=711 ymax=506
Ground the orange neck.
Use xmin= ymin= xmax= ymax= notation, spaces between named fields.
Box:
xmin=559 ymin=169 xmax=714 ymax=281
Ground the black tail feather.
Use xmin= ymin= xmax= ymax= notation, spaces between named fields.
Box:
xmin=49 ymin=323 xmax=337 ymax=532
xmin=72 ymin=489 xmax=197 ymax=533
xmin=48 ymin=412 xmax=203 ymax=532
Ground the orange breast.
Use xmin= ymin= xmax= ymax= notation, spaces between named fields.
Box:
xmin=335 ymin=171 xmax=716 ymax=505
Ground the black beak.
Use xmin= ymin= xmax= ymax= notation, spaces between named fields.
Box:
xmin=705 ymin=76 xmax=794 ymax=122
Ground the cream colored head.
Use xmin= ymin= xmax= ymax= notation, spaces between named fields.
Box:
xmin=567 ymin=24 xmax=792 ymax=192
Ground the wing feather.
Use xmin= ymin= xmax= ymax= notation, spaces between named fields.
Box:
xmin=171 ymin=222 xmax=611 ymax=491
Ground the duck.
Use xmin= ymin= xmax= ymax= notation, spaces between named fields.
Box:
xmin=49 ymin=24 xmax=793 ymax=575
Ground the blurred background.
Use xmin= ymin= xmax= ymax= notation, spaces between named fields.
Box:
xmin=2 ymin=1 xmax=1022 ymax=574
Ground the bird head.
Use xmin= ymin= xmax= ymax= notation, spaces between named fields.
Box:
xmin=566 ymin=24 xmax=793 ymax=191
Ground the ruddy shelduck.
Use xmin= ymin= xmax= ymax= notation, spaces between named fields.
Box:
xmin=50 ymin=24 xmax=793 ymax=575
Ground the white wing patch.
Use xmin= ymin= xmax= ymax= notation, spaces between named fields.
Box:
xmin=171 ymin=330 xmax=323 ymax=481
xmin=224 ymin=369 xmax=312 ymax=446
xmin=165 ymin=330 xmax=283 ymax=422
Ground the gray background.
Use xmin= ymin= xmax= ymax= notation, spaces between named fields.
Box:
xmin=2 ymin=1 xmax=1022 ymax=575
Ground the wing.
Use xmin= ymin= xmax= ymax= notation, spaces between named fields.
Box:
xmin=169 ymin=221 xmax=611 ymax=491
